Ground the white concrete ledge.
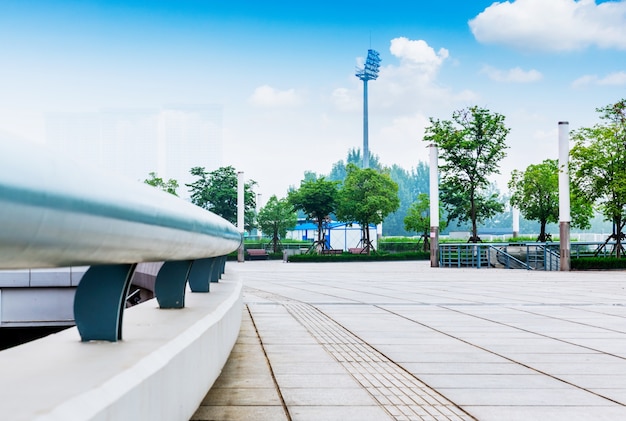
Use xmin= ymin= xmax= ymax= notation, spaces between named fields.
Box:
xmin=0 ymin=270 xmax=242 ymax=421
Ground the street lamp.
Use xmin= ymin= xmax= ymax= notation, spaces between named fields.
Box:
xmin=355 ymin=49 xmax=381 ymax=169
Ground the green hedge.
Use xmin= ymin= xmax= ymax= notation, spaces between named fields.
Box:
xmin=226 ymin=251 xmax=283 ymax=261
xmin=287 ymin=251 xmax=429 ymax=262
xmin=378 ymin=242 xmax=424 ymax=253
xmin=571 ymin=257 xmax=626 ymax=270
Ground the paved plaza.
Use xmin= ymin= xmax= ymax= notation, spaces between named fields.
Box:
xmin=192 ymin=260 xmax=626 ymax=421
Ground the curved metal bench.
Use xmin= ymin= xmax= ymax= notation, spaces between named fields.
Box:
xmin=0 ymin=137 xmax=241 ymax=341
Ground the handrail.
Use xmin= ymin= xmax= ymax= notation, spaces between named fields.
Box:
xmin=439 ymin=242 xmax=562 ymax=270
xmin=538 ymin=244 xmax=560 ymax=271
xmin=0 ymin=139 xmax=240 ymax=269
xmin=489 ymin=245 xmax=534 ymax=270
xmin=439 ymin=241 xmax=625 ymax=270
xmin=0 ymin=137 xmax=241 ymax=341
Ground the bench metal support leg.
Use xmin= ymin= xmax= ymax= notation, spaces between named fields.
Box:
xmin=74 ymin=264 xmax=136 ymax=342
xmin=154 ymin=260 xmax=192 ymax=309
xmin=220 ymin=255 xmax=227 ymax=276
xmin=188 ymin=257 xmax=216 ymax=293
xmin=211 ymin=255 xmax=226 ymax=283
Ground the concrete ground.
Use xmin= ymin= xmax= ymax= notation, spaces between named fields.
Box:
xmin=192 ymin=260 xmax=626 ymax=421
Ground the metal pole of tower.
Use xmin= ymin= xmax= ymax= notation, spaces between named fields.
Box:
xmin=363 ymin=79 xmax=369 ymax=168
xmin=355 ymin=49 xmax=381 ymax=169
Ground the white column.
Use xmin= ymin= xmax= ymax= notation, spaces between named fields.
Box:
xmin=429 ymin=144 xmax=439 ymax=267
xmin=237 ymin=171 xmax=245 ymax=263
xmin=256 ymin=193 xmax=262 ymax=239
xmin=512 ymin=207 xmax=520 ymax=238
xmin=558 ymin=122 xmax=571 ymax=271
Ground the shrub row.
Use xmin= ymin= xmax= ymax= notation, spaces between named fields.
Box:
xmin=571 ymin=257 xmax=626 ymax=270
xmin=226 ymin=251 xmax=283 ymax=261
xmin=287 ymin=251 xmax=429 ymax=263
xmin=378 ymin=242 xmax=425 ymax=252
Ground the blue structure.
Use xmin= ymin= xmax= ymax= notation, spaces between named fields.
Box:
xmin=355 ymin=48 xmax=381 ymax=169
xmin=287 ymin=220 xmax=378 ymax=251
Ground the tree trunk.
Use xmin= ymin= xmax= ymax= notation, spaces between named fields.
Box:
xmin=317 ymin=219 xmax=325 ymax=251
xmin=361 ymin=225 xmax=367 ymax=251
xmin=538 ymin=220 xmax=547 ymax=242
xmin=617 ymin=216 xmax=622 ymax=259
xmin=470 ymin=193 xmax=479 ymax=242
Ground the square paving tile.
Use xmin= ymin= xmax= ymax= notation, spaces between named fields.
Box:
xmin=200 ymin=387 xmax=283 ymax=406
xmin=281 ymin=387 xmax=378 ymax=406
xmin=191 ymin=405 xmax=288 ymax=421
xmin=288 ymin=405 xmax=394 ymax=421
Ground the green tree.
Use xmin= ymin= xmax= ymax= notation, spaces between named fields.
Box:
xmin=443 ymin=183 xmax=512 ymax=235
xmin=328 ymin=148 xmax=382 ymax=183
xmin=335 ymin=164 xmax=400 ymax=253
xmin=384 ymin=162 xmax=430 ymax=236
xmin=287 ymin=177 xmax=339 ymax=252
xmin=424 ymin=106 xmax=510 ymax=242
xmin=186 ymin=166 xmax=257 ymax=231
xmin=509 ymin=159 xmax=592 ymax=242
xmin=570 ymin=99 xmax=626 ymax=257
xmin=325 ymin=149 xmax=428 ymax=236
xmin=404 ymin=193 xmax=447 ymax=251
xmin=302 ymin=170 xmax=318 ymax=183
xmin=257 ymin=195 xmax=298 ymax=253
xmin=144 ymin=172 xmax=179 ymax=196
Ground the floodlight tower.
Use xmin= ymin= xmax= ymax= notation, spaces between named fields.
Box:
xmin=355 ymin=49 xmax=381 ymax=168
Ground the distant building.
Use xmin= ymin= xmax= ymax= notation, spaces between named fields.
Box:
xmin=286 ymin=220 xmax=378 ymax=251
xmin=45 ymin=105 xmax=222 ymax=197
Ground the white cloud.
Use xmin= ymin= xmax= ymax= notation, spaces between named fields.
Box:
xmin=248 ymin=85 xmax=302 ymax=107
xmin=331 ymin=87 xmax=359 ymax=112
xmin=481 ymin=65 xmax=543 ymax=83
xmin=599 ymin=71 xmax=626 ymax=85
xmin=379 ymin=113 xmax=430 ymax=143
xmin=331 ymin=37 xmax=462 ymax=114
xmin=469 ymin=0 xmax=626 ymax=51
xmin=571 ymin=74 xmax=597 ymax=88
xmin=377 ymin=113 xmax=432 ymax=167
xmin=388 ymin=37 xmax=450 ymax=80
xmin=572 ymin=71 xmax=626 ymax=87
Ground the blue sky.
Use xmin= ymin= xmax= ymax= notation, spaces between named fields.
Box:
xmin=1 ymin=0 xmax=626 ymax=201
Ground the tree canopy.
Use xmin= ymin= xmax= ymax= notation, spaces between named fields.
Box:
xmin=403 ymin=193 xmax=447 ymax=251
xmin=335 ymin=164 xmax=400 ymax=253
xmin=186 ymin=166 xmax=257 ymax=230
xmin=327 ymin=148 xmax=382 ymax=183
xmin=509 ymin=159 xmax=592 ymax=242
xmin=287 ymin=177 xmax=339 ymax=251
xmin=570 ymin=99 xmax=626 ymax=256
xmin=144 ymin=172 xmax=179 ymax=196
xmin=424 ymin=106 xmax=509 ymax=242
xmin=257 ymin=195 xmax=298 ymax=253
xmin=323 ymin=149 xmax=428 ymax=236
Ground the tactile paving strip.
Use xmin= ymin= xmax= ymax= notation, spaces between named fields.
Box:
xmin=246 ymin=288 xmax=475 ymax=421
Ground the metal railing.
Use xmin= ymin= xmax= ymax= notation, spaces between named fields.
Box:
xmin=439 ymin=241 xmax=618 ymax=270
xmin=439 ymin=243 xmax=559 ymax=270
xmin=440 ymin=243 xmax=532 ymax=269
xmin=570 ymin=241 xmax=617 ymax=258
xmin=0 ymin=138 xmax=241 ymax=341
